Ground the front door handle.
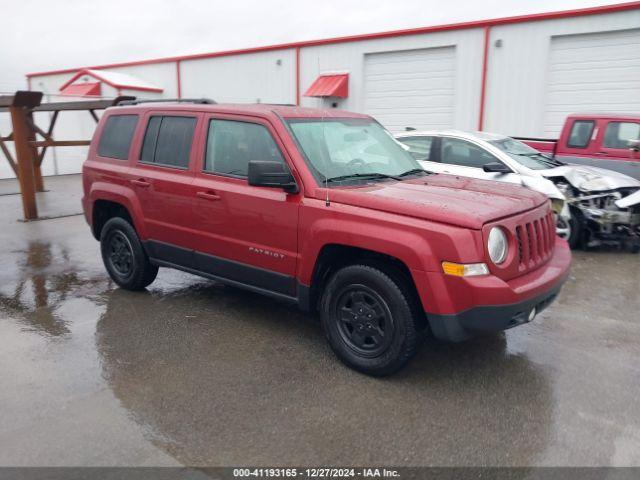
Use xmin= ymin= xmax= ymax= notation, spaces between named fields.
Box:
xmin=131 ymin=178 xmax=151 ymax=187
xmin=196 ymin=191 xmax=221 ymax=201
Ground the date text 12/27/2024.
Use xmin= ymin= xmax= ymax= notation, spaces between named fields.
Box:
xmin=233 ymin=468 xmax=400 ymax=478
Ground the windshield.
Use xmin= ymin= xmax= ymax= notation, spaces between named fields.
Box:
xmin=287 ymin=118 xmax=422 ymax=184
xmin=489 ymin=137 xmax=563 ymax=170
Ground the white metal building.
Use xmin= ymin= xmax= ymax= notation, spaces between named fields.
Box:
xmin=2 ymin=2 xmax=639 ymax=179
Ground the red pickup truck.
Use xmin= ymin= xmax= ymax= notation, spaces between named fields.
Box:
xmin=82 ymin=100 xmax=570 ymax=375
xmin=518 ymin=114 xmax=640 ymax=180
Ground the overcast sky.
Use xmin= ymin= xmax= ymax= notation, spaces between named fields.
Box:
xmin=0 ymin=0 xmax=624 ymax=92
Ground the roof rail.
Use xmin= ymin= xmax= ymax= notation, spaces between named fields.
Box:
xmin=116 ymin=98 xmax=216 ymax=106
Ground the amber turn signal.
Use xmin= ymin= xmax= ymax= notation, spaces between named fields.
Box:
xmin=442 ymin=261 xmax=489 ymax=277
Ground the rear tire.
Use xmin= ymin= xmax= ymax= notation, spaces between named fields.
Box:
xmin=100 ymin=217 xmax=158 ymax=290
xmin=320 ymin=264 xmax=419 ymax=376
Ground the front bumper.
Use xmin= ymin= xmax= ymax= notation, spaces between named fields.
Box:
xmin=418 ymin=239 xmax=571 ymax=342
xmin=427 ymin=282 xmax=563 ymax=342
xmin=577 ymin=205 xmax=640 ymax=244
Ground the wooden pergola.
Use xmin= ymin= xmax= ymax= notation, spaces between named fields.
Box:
xmin=0 ymin=91 xmax=134 ymax=220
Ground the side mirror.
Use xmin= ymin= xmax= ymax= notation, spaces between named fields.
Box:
xmin=248 ymin=160 xmax=299 ymax=194
xmin=629 ymin=139 xmax=640 ymax=152
xmin=483 ymin=162 xmax=512 ymax=174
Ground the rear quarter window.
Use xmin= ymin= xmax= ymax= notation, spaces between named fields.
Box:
xmin=97 ymin=115 xmax=138 ymax=160
xmin=603 ymin=122 xmax=640 ymax=149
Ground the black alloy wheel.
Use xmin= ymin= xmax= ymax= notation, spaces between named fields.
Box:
xmin=100 ymin=217 xmax=159 ymax=290
xmin=106 ymin=230 xmax=134 ymax=278
xmin=320 ymin=264 xmax=420 ymax=376
xmin=335 ymin=286 xmax=394 ymax=357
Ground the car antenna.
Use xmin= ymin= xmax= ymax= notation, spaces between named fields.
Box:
xmin=319 ymin=59 xmax=330 ymax=207
xmin=323 ymin=111 xmax=330 ymax=207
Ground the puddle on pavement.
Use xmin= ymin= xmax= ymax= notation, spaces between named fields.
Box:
xmin=91 ymin=287 xmax=554 ymax=465
xmin=0 ymin=240 xmax=556 ymax=466
xmin=0 ymin=242 xmax=109 ymax=337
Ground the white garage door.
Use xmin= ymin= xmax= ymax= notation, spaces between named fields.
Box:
xmin=544 ymin=28 xmax=640 ymax=137
xmin=363 ymin=46 xmax=456 ymax=132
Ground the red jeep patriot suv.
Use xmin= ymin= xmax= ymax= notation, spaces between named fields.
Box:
xmin=83 ymin=99 xmax=571 ymax=375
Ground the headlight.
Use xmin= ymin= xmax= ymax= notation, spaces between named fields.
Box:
xmin=488 ymin=227 xmax=508 ymax=264
xmin=555 ymin=182 xmax=571 ymax=198
xmin=550 ymin=198 xmax=564 ymax=215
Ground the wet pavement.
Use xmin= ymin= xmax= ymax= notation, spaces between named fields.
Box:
xmin=0 ymin=174 xmax=639 ymax=467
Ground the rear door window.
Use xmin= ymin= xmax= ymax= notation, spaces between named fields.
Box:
xmin=567 ymin=120 xmax=595 ymax=148
xmin=603 ymin=122 xmax=640 ymax=149
xmin=140 ymin=116 xmax=196 ymax=169
xmin=441 ymin=137 xmax=498 ymax=168
xmin=97 ymin=115 xmax=138 ymax=160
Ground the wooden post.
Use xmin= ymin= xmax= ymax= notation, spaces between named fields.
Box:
xmin=10 ymin=105 xmax=38 ymax=220
xmin=0 ymin=135 xmax=18 ymax=177
xmin=0 ymin=91 xmax=129 ymax=220
xmin=27 ymin=112 xmax=44 ymax=192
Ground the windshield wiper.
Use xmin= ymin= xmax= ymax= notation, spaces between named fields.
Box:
xmin=398 ymin=168 xmax=430 ymax=177
xmin=540 ymin=153 xmax=566 ymax=166
xmin=325 ymin=172 xmax=402 ymax=183
xmin=512 ymin=152 xmax=564 ymax=167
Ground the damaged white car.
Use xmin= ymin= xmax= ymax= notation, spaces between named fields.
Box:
xmin=395 ymin=130 xmax=640 ymax=251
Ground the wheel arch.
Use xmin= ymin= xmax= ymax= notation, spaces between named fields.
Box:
xmin=305 ymin=243 xmax=427 ymax=330
xmin=89 ymin=183 xmax=146 ymax=240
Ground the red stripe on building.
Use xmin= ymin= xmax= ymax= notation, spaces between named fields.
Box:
xmin=25 ymin=2 xmax=640 ymax=79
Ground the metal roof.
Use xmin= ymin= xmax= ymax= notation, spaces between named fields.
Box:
xmin=59 ymin=81 xmax=101 ymax=97
xmin=58 ymin=69 xmax=164 ymax=93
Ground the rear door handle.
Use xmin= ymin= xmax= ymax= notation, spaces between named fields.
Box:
xmin=131 ymin=178 xmax=151 ymax=187
xmin=196 ymin=191 xmax=221 ymax=201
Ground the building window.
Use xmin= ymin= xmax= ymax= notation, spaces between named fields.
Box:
xmin=204 ymin=119 xmax=285 ymax=177
xmin=140 ymin=116 xmax=196 ymax=169
xmin=603 ymin=122 xmax=640 ymax=149
xmin=567 ymin=120 xmax=595 ymax=149
xmin=97 ymin=115 xmax=138 ymax=160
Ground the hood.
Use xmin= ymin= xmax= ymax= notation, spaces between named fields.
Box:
xmin=322 ymin=175 xmax=547 ymax=229
xmin=540 ymin=165 xmax=640 ymax=191
xmin=520 ymin=175 xmax=565 ymax=200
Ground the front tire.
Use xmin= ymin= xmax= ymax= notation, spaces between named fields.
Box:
xmin=100 ymin=217 xmax=158 ymax=290
xmin=320 ymin=265 xmax=419 ymax=376
xmin=557 ymin=210 xmax=581 ymax=248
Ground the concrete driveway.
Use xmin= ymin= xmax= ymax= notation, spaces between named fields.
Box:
xmin=1 ymin=175 xmax=639 ymax=467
